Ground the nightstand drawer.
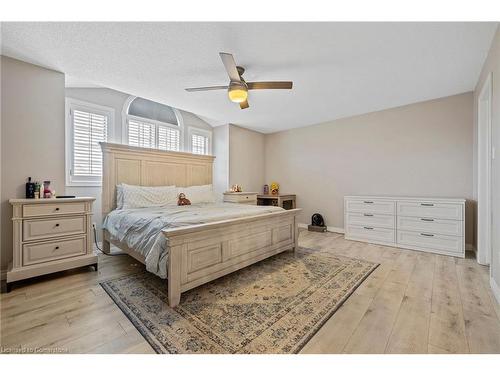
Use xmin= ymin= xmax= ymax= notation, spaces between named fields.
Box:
xmin=23 ymin=202 xmax=86 ymax=217
xmin=223 ymin=193 xmax=258 ymax=204
xmin=23 ymin=216 xmax=86 ymax=241
xmin=23 ymin=236 xmax=86 ymax=266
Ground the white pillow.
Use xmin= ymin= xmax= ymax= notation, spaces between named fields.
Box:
xmin=178 ymin=184 xmax=216 ymax=204
xmin=116 ymin=184 xmax=125 ymax=210
xmin=121 ymin=184 xmax=178 ymax=209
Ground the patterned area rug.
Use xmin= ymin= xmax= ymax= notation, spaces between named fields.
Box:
xmin=100 ymin=248 xmax=378 ymax=353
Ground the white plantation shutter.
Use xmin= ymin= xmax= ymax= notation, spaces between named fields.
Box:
xmin=128 ymin=119 xmax=156 ymax=148
xmin=158 ymin=125 xmax=180 ymax=151
xmin=191 ymin=133 xmax=208 ymax=155
xmin=72 ymin=109 xmax=107 ymax=177
xmin=66 ymin=99 xmax=114 ymax=186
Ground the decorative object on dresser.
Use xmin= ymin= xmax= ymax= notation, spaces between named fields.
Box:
xmin=3 ymin=197 xmax=97 ymax=293
xmin=270 ymin=182 xmax=280 ymax=195
xmin=229 ymin=184 xmax=243 ymax=192
xmin=223 ymin=191 xmax=258 ymax=205
xmin=257 ymin=194 xmax=296 ymax=210
xmin=308 ymin=213 xmax=327 ymax=232
xmin=344 ymin=196 xmax=466 ymax=258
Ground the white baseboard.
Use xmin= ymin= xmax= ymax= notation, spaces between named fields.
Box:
xmin=490 ymin=277 xmax=500 ymax=306
xmin=298 ymin=223 xmax=345 ymax=234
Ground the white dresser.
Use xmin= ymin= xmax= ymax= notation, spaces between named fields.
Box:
xmin=344 ymin=196 xmax=465 ymax=258
xmin=3 ymin=197 xmax=97 ymax=292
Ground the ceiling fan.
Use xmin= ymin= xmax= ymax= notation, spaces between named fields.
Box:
xmin=185 ymin=52 xmax=293 ymax=109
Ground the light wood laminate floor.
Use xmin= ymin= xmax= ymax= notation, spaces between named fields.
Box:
xmin=1 ymin=230 xmax=499 ymax=354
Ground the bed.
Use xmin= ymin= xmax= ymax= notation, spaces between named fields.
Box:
xmin=100 ymin=142 xmax=301 ymax=307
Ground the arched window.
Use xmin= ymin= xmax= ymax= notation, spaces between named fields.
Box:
xmin=124 ymin=96 xmax=183 ymax=151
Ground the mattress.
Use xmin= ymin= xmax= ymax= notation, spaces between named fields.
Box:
xmin=103 ymin=202 xmax=284 ymax=278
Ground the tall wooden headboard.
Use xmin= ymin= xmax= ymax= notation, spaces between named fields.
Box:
xmin=100 ymin=142 xmax=215 ymax=216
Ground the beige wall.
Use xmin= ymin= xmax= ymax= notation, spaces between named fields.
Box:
xmin=265 ymin=92 xmax=474 ymax=244
xmin=228 ymin=125 xmax=265 ymax=193
xmin=474 ymin=25 xmax=500 ymax=289
xmin=1 ymin=56 xmax=66 ymax=272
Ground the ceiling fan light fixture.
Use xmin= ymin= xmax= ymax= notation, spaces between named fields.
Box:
xmin=228 ymin=82 xmax=248 ymax=103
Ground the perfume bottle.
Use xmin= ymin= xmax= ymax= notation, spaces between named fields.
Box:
xmin=25 ymin=177 xmax=35 ymax=199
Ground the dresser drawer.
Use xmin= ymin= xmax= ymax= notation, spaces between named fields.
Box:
xmin=346 ymin=212 xmax=395 ymax=229
xmin=23 ymin=202 xmax=86 ymax=217
xmin=346 ymin=225 xmax=395 ymax=244
xmin=23 ymin=216 xmax=86 ymax=241
xmin=345 ymin=199 xmax=395 ymax=215
xmin=223 ymin=194 xmax=257 ymax=204
xmin=397 ymin=216 xmax=463 ymax=236
xmin=396 ymin=201 xmax=462 ymax=220
xmin=23 ymin=236 xmax=87 ymax=266
xmin=397 ymin=230 xmax=463 ymax=255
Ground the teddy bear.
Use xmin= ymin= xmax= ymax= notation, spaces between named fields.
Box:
xmin=177 ymin=192 xmax=191 ymax=206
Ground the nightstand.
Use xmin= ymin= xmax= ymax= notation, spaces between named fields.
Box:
xmin=3 ymin=197 xmax=97 ymax=293
xmin=223 ymin=192 xmax=258 ymax=205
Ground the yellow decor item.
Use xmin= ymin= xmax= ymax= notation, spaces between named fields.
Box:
xmin=270 ymin=182 xmax=279 ymax=195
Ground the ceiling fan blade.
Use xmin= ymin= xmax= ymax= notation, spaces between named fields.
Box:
xmin=247 ymin=81 xmax=293 ymax=90
xmin=239 ymin=100 xmax=249 ymax=110
xmin=185 ymin=85 xmax=228 ymax=92
xmin=219 ymin=52 xmax=241 ymax=82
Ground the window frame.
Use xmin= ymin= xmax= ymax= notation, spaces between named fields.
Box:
xmin=188 ymin=126 xmax=212 ymax=155
xmin=122 ymin=96 xmax=184 ymax=152
xmin=65 ymin=98 xmax=115 ymax=187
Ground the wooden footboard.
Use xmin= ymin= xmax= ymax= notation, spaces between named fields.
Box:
xmin=103 ymin=208 xmax=301 ymax=307
xmin=163 ymin=208 xmax=301 ymax=307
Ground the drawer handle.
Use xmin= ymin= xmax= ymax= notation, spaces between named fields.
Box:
xmin=364 ymin=226 xmax=374 ymax=230
xmin=363 ymin=201 xmax=374 ymax=204
xmin=55 ymin=223 xmax=60 ymax=227
xmin=55 ymin=246 xmax=60 ymax=250
xmin=420 ymin=203 xmax=434 ymax=207
xmin=55 ymin=207 xmax=60 ymax=211
xmin=363 ymin=213 xmax=374 ymax=217
xmin=420 ymin=218 xmax=434 ymax=222
xmin=420 ymin=233 xmax=434 ymax=237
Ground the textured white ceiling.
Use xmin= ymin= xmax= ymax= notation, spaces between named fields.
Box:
xmin=1 ymin=22 xmax=497 ymax=133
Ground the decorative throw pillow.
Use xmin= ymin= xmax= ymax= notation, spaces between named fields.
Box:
xmin=121 ymin=184 xmax=178 ymax=209
xmin=179 ymin=184 xmax=216 ymax=204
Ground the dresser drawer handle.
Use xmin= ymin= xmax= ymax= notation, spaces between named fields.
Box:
xmin=55 ymin=223 xmax=60 ymax=227
xmin=363 ymin=201 xmax=374 ymax=204
xmin=420 ymin=203 xmax=434 ymax=207
xmin=420 ymin=218 xmax=434 ymax=222
xmin=364 ymin=226 xmax=374 ymax=230
xmin=420 ymin=233 xmax=434 ymax=237
xmin=55 ymin=207 xmax=60 ymax=211
xmin=363 ymin=213 xmax=374 ymax=217
xmin=55 ymin=246 xmax=60 ymax=250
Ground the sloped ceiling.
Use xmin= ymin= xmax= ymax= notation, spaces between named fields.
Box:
xmin=1 ymin=22 xmax=497 ymax=133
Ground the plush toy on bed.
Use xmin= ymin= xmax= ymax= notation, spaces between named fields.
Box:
xmin=177 ymin=192 xmax=191 ymax=206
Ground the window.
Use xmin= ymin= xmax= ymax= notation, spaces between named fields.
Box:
xmin=189 ymin=128 xmax=211 ymax=155
xmin=124 ymin=97 xmax=181 ymax=151
xmin=192 ymin=133 xmax=208 ymax=155
xmin=65 ymin=99 xmax=114 ymax=186
xmin=128 ymin=119 xmax=155 ymax=148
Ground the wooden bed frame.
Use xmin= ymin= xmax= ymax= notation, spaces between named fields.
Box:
xmin=100 ymin=142 xmax=301 ymax=307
